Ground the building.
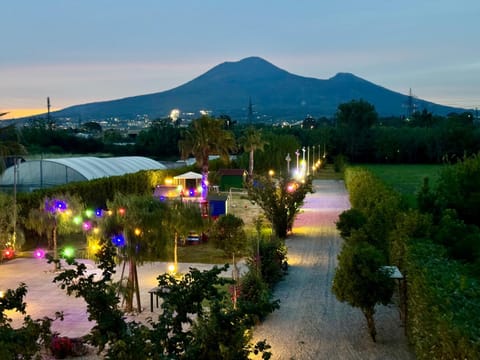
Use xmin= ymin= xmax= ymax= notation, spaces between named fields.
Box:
xmin=0 ymin=156 xmax=167 ymax=192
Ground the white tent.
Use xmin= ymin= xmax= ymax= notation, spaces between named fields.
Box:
xmin=173 ymin=171 xmax=203 ymax=197
xmin=173 ymin=171 xmax=202 ymax=180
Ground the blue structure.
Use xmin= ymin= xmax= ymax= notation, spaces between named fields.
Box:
xmin=207 ymin=193 xmax=228 ymax=218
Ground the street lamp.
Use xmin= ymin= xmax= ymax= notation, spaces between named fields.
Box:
xmin=312 ymin=145 xmax=315 ymax=174
xmin=307 ymin=146 xmax=310 ymax=176
xmin=285 ymin=153 xmax=291 ymax=174
xmin=12 ymin=156 xmax=19 ymax=251
xmin=295 ymin=149 xmax=300 ymax=173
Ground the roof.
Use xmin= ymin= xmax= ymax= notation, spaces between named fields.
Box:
xmin=381 ymin=266 xmax=403 ymax=279
xmin=207 ymin=193 xmax=228 ymax=201
xmin=0 ymin=156 xmax=167 ymax=190
xmin=48 ymin=156 xmax=167 ymax=180
xmin=174 ymin=171 xmax=203 ymax=180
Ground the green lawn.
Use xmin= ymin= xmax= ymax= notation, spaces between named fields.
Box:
xmin=353 ymin=164 xmax=444 ymax=207
xmin=177 ymin=241 xmax=230 ymax=264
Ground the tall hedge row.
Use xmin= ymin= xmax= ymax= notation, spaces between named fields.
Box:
xmin=405 ymin=239 xmax=480 ymax=359
xmin=344 ymin=167 xmax=480 ymax=359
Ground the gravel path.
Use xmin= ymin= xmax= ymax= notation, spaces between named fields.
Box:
xmin=251 ymin=180 xmax=415 ymax=360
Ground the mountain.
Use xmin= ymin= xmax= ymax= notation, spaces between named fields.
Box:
xmin=50 ymin=56 xmax=465 ymax=122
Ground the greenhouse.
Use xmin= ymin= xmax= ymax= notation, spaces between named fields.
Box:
xmin=0 ymin=156 xmax=167 ymax=192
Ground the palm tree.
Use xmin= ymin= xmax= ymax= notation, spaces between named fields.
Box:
xmin=102 ymin=193 xmax=171 ymax=312
xmin=0 ymin=124 xmax=27 ymax=174
xmin=239 ymin=126 xmax=268 ymax=179
xmin=179 ymin=115 xmax=236 ymax=199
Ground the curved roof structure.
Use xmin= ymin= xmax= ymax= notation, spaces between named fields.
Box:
xmin=0 ymin=156 xmax=167 ymax=191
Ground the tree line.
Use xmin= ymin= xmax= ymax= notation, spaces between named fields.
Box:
xmin=3 ymin=100 xmax=478 ymax=169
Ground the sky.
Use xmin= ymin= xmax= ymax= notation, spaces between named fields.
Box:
xmin=1 ymin=0 xmax=479 ymax=119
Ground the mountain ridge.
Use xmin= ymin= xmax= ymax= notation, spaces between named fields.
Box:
xmin=33 ymin=57 xmax=469 ymax=122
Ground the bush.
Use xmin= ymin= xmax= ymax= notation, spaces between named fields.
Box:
xmin=405 ymin=239 xmax=480 ymax=359
xmin=238 ymin=271 xmax=280 ymax=325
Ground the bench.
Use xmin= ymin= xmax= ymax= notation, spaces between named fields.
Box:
xmin=148 ymin=286 xmax=170 ymax=312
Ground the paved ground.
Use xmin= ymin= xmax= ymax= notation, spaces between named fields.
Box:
xmin=1 ymin=180 xmax=414 ymax=359
xmin=251 ymin=180 xmax=414 ymax=359
xmin=1 ymin=257 xmax=240 ymax=338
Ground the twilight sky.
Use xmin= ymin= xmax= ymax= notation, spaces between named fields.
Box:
xmin=1 ymin=0 xmax=479 ymax=119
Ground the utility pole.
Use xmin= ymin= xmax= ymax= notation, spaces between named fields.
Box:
xmin=248 ymin=97 xmax=253 ymax=124
xmin=47 ymin=97 xmax=51 ymax=122
xmin=12 ymin=157 xmax=18 ymax=249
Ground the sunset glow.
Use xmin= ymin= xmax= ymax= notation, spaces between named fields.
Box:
xmin=0 ymin=108 xmax=57 ymax=120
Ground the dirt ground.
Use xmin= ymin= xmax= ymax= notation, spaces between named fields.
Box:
xmin=251 ymin=180 xmax=415 ymax=360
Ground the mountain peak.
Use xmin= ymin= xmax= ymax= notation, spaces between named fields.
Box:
xmin=50 ymin=56 xmax=464 ymax=121
xmin=330 ymin=72 xmax=361 ymax=81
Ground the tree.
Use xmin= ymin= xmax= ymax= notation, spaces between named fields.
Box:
xmin=434 ymin=153 xmax=480 ymax=227
xmin=101 ymin=193 xmax=171 ymax=312
xmin=0 ymin=192 xmax=23 ymax=252
xmin=336 ymin=99 xmax=377 ymax=161
xmin=336 ymin=208 xmax=367 ymax=239
xmin=246 ymin=174 xmax=313 ymax=238
xmin=166 ymin=200 xmax=205 ymax=272
xmin=209 ymin=214 xmax=247 ymax=307
xmin=0 ymin=283 xmax=55 ymax=359
xmin=239 ymin=126 xmax=268 ymax=179
xmin=179 ymin=115 xmax=236 ymax=199
xmin=53 ymin=249 xmax=272 ymax=359
xmin=0 ymin=124 xmax=27 ymax=174
xmin=332 ymin=242 xmax=394 ymax=341
xmin=25 ymin=193 xmax=84 ymax=270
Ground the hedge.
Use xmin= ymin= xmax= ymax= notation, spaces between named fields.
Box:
xmin=405 ymin=239 xmax=480 ymax=359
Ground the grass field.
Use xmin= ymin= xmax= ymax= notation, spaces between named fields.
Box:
xmin=359 ymin=164 xmax=443 ymax=195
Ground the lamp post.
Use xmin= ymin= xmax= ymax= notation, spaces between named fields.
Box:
xmin=12 ymin=156 xmax=19 ymax=250
xmin=295 ymin=149 xmax=300 ymax=173
xmin=312 ymin=145 xmax=315 ymax=174
xmin=307 ymin=146 xmax=310 ymax=176
xmin=285 ymin=153 xmax=291 ymax=174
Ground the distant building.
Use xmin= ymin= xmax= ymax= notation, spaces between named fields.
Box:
xmin=218 ymin=169 xmax=247 ymax=191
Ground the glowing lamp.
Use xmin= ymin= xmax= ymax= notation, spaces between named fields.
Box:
xmin=112 ymin=235 xmax=125 ymax=247
xmin=85 ymin=209 xmax=94 ymax=218
xmin=189 ymin=188 xmax=195 ymax=197
xmin=34 ymin=249 xmax=45 ymax=259
xmin=118 ymin=208 xmax=126 ymax=216
xmin=73 ymin=216 xmax=82 ymax=225
xmin=0 ymin=291 xmax=4 ymax=298
xmin=287 ymin=183 xmax=297 ymax=193
xmin=159 ymin=195 xmax=166 ymax=201
xmin=134 ymin=228 xmax=141 ymax=236
xmin=55 ymin=200 xmax=67 ymax=211
xmin=45 ymin=199 xmax=67 ymax=213
xmin=62 ymin=247 xmax=75 ymax=258
xmin=3 ymin=248 xmax=14 ymax=259
xmin=165 ymin=177 xmax=173 ymax=185
xmin=95 ymin=208 xmax=103 ymax=217
xmin=89 ymin=243 xmax=100 ymax=254
xmin=168 ymin=263 xmax=176 ymax=274
xmin=82 ymin=221 xmax=92 ymax=231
